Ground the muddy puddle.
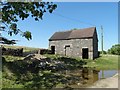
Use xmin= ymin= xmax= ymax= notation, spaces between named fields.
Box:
xmin=56 ymin=68 xmax=118 ymax=88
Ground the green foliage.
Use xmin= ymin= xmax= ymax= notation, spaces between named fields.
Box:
xmin=3 ymin=55 xmax=24 ymax=62
xmin=22 ymin=31 xmax=32 ymax=40
xmin=1 ymin=2 xmax=57 ymax=40
xmin=99 ymin=50 xmax=107 ymax=54
xmin=1 ymin=37 xmax=16 ymax=44
xmin=108 ymin=44 xmax=120 ymax=55
xmin=2 ymin=78 xmax=24 ymax=88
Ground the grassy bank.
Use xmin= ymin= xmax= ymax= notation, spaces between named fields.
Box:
xmin=84 ymin=55 xmax=119 ymax=70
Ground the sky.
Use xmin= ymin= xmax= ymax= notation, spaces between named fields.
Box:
xmin=2 ymin=2 xmax=118 ymax=51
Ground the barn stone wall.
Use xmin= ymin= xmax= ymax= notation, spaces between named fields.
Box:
xmin=93 ymin=31 xmax=98 ymax=59
xmin=49 ymin=38 xmax=94 ymax=59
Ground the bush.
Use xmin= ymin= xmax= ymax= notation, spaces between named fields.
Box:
xmin=38 ymin=49 xmax=51 ymax=54
xmin=107 ymin=44 xmax=120 ymax=55
xmin=98 ymin=50 xmax=107 ymax=55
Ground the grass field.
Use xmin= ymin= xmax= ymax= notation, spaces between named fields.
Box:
xmin=84 ymin=55 xmax=119 ymax=70
xmin=1 ymin=45 xmax=119 ymax=89
xmin=2 ymin=45 xmax=40 ymax=52
xmin=2 ymin=45 xmax=40 ymax=56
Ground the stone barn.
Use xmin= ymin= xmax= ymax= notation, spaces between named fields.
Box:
xmin=49 ymin=27 xmax=98 ymax=59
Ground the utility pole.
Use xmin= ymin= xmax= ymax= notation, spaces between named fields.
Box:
xmin=101 ymin=26 xmax=104 ymax=55
xmin=101 ymin=26 xmax=105 ymax=78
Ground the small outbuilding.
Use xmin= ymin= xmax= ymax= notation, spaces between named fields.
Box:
xmin=49 ymin=27 xmax=98 ymax=59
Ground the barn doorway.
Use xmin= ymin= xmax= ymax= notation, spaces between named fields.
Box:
xmin=65 ymin=45 xmax=70 ymax=56
xmin=51 ymin=46 xmax=55 ymax=54
xmin=82 ymin=48 xmax=88 ymax=59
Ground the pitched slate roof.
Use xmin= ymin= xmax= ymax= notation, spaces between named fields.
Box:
xmin=49 ymin=27 xmax=96 ymax=41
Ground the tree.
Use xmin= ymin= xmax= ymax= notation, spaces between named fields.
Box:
xmin=1 ymin=1 xmax=57 ymax=40
xmin=107 ymin=44 xmax=120 ymax=55
xmin=99 ymin=50 xmax=107 ymax=54
xmin=0 ymin=36 xmax=16 ymax=45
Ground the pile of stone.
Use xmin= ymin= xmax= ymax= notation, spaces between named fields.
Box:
xmin=23 ymin=54 xmax=66 ymax=71
xmin=24 ymin=54 xmax=47 ymax=60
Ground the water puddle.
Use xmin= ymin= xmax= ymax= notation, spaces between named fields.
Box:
xmin=56 ymin=68 xmax=118 ymax=88
xmin=99 ymin=70 xmax=118 ymax=79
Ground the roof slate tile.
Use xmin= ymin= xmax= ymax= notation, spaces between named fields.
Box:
xmin=49 ymin=27 xmax=96 ymax=41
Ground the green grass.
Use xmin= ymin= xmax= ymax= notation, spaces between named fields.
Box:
xmin=84 ymin=55 xmax=119 ymax=70
xmin=44 ymin=54 xmax=119 ymax=70
xmin=3 ymin=55 xmax=24 ymax=62
xmin=44 ymin=54 xmax=61 ymax=59
xmin=2 ymin=78 xmax=24 ymax=88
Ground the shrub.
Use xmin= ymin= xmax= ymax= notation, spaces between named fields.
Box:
xmin=108 ymin=44 xmax=120 ymax=55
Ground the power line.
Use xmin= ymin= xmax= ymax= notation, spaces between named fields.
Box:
xmin=53 ymin=12 xmax=96 ymax=27
xmin=53 ymin=12 xmax=105 ymax=52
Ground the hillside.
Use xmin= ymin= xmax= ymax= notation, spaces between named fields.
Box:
xmin=2 ymin=45 xmax=40 ymax=52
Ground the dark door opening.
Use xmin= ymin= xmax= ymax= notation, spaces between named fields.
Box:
xmin=51 ymin=46 xmax=55 ymax=54
xmin=65 ymin=45 xmax=70 ymax=56
xmin=82 ymin=48 xmax=88 ymax=59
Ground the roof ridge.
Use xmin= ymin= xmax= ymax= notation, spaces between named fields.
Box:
xmin=49 ymin=27 xmax=96 ymax=40
xmin=56 ymin=27 xmax=96 ymax=33
xmin=55 ymin=30 xmax=72 ymax=33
